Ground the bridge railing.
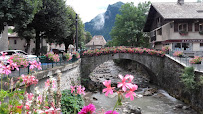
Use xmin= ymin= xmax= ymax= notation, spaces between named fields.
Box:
xmin=167 ymin=50 xmax=203 ymax=72
xmin=8 ymin=55 xmax=79 ymax=77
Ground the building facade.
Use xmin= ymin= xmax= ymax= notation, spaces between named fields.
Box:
xmin=8 ymin=33 xmax=47 ymax=54
xmin=0 ymin=26 xmax=8 ymax=51
xmin=143 ymin=0 xmax=203 ymax=56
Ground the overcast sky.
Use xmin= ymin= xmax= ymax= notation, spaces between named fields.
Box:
xmin=66 ymin=0 xmax=199 ymax=23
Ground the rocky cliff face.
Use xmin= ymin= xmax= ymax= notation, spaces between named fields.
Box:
xmin=84 ymin=2 xmax=124 ymax=41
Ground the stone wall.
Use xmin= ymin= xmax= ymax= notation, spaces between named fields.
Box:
xmin=81 ymin=53 xmax=203 ymax=113
xmin=28 ymin=60 xmax=81 ymax=93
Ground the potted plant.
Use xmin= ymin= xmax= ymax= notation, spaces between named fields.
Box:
xmin=11 ymin=54 xmax=29 ymax=68
xmin=64 ymin=53 xmax=72 ymax=62
xmin=45 ymin=52 xmax=60 ymax=63
xmin=173 ymin=51 xmax=183 ymax=57
xmin=189 ymin=56 xmax=202 ymax=64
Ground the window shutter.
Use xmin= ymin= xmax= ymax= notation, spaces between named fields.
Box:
xmin=195 ymin=23 xmax=199 ymax=31
xmin=188 ymin=23 xmax=192 ymax=31
xmin=174 ymin=22 xmax=178 ymax=32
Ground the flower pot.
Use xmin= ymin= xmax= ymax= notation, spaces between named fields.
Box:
xmin=195 ymin=62 xmax=201 ymax=64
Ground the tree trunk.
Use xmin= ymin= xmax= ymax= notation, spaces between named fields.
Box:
xmin=35 ymin=31 xmax=40 ymax=56
xmin=25 ymin=38 xmax=30 ymax=53
xmin=65 ymin=42 xmax=69 ymax=53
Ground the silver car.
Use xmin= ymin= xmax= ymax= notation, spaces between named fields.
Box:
xmin=0 ymin=50 xmax=38 ymax=64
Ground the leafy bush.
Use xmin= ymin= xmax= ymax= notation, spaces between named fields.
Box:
xmin=199 ymin=76 xmax=203 ymax=86
xmin=180 ymin=67 xmax=196 ymax=92
xmin=60 ymin=89 xmax=84 ymax=113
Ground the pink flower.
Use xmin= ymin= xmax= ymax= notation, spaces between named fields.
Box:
xmin=27 ymin=93 xmax=34 ymax=101
xmin=20 ymin=74 xmax=38 ymax=86
xmin=1 ymin=65 xmax=11 ymax=75
xmin=70 ymin=86 xmax=75 ymax=93
xmin=81 ymin=87 xmax=85 ymax=95
xmin=117 ymin=74 xmax=133 ymax=92
xmin=38 ymin=95 xmax=42 ymax=103
xmin=103 ymin=80 xmax=115 ymax=96
xmin=105 ymin=110 xmax=119 ymax=114
xmin=29 ymin=60 xmax=42 ymax=70
xmin=45 ymin=79 xmax=56 ymax=88
xmin=125 ymin=84 xmax=138 ymax=101
xmin=78 ymin=104 xmax=96 ymax=114
xmin=0 ymin=52 xmax=7 ymax=60
xmin=77 ymin=85 xmax=85 ymax=95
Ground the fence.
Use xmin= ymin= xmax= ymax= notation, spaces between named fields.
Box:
xmin=8 ymin=55 xmax=79 ymax=77
xmin=168 ymin=50 xmax=203 ymax=72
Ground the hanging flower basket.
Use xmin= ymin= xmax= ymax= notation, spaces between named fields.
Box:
xmin=179 ymin=31 xmax=188 ymax=36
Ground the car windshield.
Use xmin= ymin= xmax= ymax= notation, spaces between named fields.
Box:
xmin=17 ymin=51 xmax=28 ymax=55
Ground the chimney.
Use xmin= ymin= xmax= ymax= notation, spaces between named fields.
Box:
xmin=177 ymin=0 xmax=184 ymax=5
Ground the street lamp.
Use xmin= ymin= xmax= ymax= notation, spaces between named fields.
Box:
xmin=75 ymin=14 xmax=78 ymax=51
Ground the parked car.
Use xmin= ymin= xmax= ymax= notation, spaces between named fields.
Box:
xmin=0 ymin=50 xmax=38 ymax=64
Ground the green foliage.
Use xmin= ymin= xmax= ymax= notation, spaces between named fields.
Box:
xmin=0 ymin=77 xmax=25 ymax=113
xmin=0 ymin=0 xmax=42 ymax=32
xmin=110 ymin=2 xmax=150 ymax=47
xmin=180 ymin=67 xmax=196 ymax=92
xmin=199 ymin=76 xmax=203 ymax=86
xmin=85 ymin=31 xmax=92 ymax=44
xmin=8 ymin=28 xmax=13 ymax=34
xmin=60 ymin=89 xmax=84 ymax=114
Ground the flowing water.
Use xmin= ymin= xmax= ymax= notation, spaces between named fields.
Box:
xmin=84 ymin=60 xmax=197 ymax=114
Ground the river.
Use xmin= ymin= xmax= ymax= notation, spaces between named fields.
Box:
xmin=84 ymin=60 xmax=197 ymax=114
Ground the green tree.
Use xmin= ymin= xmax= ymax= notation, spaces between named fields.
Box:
xmin=55 ymin=5 xmax=76 ymax=52
xmin=15 ymin=0 xmax=70 ymax=55
xmin=110 ymin=2 xmax=150 ymax=47
xmin=85 ymin=31 xmax=92 ymax=44
xmin=0 ymin=0 xmax=42 ymax=32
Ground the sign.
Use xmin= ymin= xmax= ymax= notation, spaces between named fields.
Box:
xmin=163 ymin=39 xmax=203 ymax=44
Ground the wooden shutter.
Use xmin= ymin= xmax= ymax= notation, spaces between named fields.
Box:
xmin=195 ymin=23 xmax=199 ymax=31
xmin=188 ymin=23 xmax=192 ymax=32
xmin=174 ymin=22 xmax=178 ymax=32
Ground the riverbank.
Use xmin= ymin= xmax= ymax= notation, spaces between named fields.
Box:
xmin=84 ymin=60 xmax=197 ymax=114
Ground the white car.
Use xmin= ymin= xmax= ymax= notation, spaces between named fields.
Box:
xmin=0 ymin=50 xmax=38 ymax=64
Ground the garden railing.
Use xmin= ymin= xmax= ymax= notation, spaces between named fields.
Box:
xmin=8 ymin=55 xmax=79 ymax=77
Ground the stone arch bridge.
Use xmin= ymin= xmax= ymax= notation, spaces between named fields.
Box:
xmin=80 ymin=53 xmax=203 ymax=112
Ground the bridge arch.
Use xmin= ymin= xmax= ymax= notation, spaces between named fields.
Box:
xmin=80 ymin=53 xmax=165 ymax=85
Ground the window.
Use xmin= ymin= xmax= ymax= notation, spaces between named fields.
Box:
xmin=14 ymin=40 xmax=17 ymax=44
xmin=157 ymin=28 xmax=162 ymax=35
xmin=200 ymin=24 xmax=203 ymax=31
xmin=156 ymin=17 xmax=161 ymax=27
xmin=178 ymin=23 xmax=188 ymax=32
xmin=173 ymin=43 xmax=192 ymax=51
xmin=200 ymin=43 xmax=203 ymax=51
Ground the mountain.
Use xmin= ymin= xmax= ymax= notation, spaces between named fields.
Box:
xmin=84 ymin=1 xmax=124 ymax=41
